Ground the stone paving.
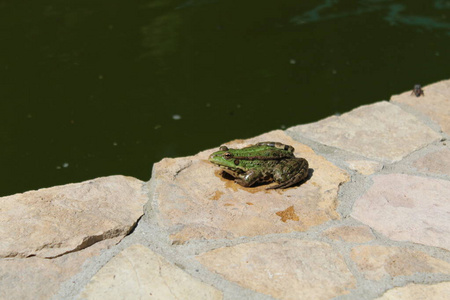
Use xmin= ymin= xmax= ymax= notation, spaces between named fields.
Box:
xmin=1 ymin=80 xmax=449 ymax=300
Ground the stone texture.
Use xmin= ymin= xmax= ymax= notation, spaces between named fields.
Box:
xmin=0 ymin=238 xmax=120 ymax=300
xmin=413 ymin=146 xmax=450 ymax=177
xmin=148 ymin=130 xmax=349 ymax=243
xmin=391 ymin=79 xmax=450 ymax=135
xmin=346 ymin=160 xmax=383 ymax=175
xmin=375 ymin=282 xmax=450 ymax=300
xmin=0 ymin=175 xmax=147 ymax=258
xmin=351 ymin=174 xmax=450 ymax=251
xmin=79 ymin=244 xmax=223 ymax=300
xmin=287 ymin=101 xmax=441 ymax=163
xmin=323 ymin=225 xmax=375 ymax=243
xmin=196 ymin=239 xmax=356 ymax=300
xmin=350 ymin=245 xmax=450 ymax=281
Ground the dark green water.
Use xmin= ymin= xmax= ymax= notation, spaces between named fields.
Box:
xmin=1 ymin=0 xmax=450 ymax=196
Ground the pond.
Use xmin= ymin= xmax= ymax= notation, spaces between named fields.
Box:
xmin=1 ymin=0 xmax=450 ymax=196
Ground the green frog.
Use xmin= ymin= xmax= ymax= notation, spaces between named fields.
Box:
xmin=208 ymin=141 xmax=309 ymax=189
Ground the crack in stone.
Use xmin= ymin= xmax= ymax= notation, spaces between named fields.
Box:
xmin=172 ymin=161 xmax=193 ymax=180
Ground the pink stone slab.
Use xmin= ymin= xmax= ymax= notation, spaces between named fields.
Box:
xmin=352 ymin=173 xmax=450 ymax=251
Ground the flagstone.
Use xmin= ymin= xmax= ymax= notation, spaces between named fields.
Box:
xmin=0 ymin=175 xmax=147 ymax=258
xmin=391 ymin=80 xmax=450 ymax=135
xmin=196 ymin=239 xmax=356 ymax=300
xmin=413 ymin=146 xmax=450 ymax=177
xmin=287 ymin=101 xmax=441 ymax=163
xmin=0 ymin=238 xmax=119 ymax=300
xmin=79 ymin=244 xmax=222 ymax=300
xmin=323 ymin=225 xmax=375 ymax=243
xmin=350 ymin=245 xmax=450 ymax=281
xmin=147 ymin=130 xmax=349 ymax=243
xmin=346 ymin=160 xmax=383 ymax=175
xmin=351 ymin=174 xmax=450 ymax=251
xmin=375 ymin=282 xmax=450 ymax=300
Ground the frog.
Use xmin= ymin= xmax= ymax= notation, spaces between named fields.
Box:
xmin=208 ymin=141 xmax=309 ymax=189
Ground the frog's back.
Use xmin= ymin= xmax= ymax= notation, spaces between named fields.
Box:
xmin=236 ymin=145 xmax=294 ymax=160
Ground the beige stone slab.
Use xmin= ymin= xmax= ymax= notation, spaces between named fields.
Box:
xmin=391 ymin=79 xmax=450 ymax=135
xmin=287 ymin=101 xmax=441 ymax=163
xmin=375 ymin=282 xmax=450 ymax=300
xmin=0 ymin=238 xmax=119 ymax=300
xmin=346 ymin=160 xmax=383 ymax=175
xmin=351 ymin=174 xmax=450 ymax=251
xmin=351 ymin=245 xmax=450 ymax=281
xmin=79 ymin=244 xmax=222 ymax=300
xmin=196 ymin=239 xmax=356 ymax=300
xmin=0 ymin=176 xmax=147 ymax=258
xmin=323 ymin=225 xmax=375 ymax=243
xmin=413 ymin=146 xmax=450 ymax=177
xmin=148 ymin=130 xmax=349 ymax=243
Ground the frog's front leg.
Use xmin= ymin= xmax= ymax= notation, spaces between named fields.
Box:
xmin=234 ymin=169 xmax=263 ymax=187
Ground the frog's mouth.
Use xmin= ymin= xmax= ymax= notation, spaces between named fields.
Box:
xmin=218 ymin=164 xmax=243 ymax=171
xmin=219 ymin=166 xmax=244 ymax=177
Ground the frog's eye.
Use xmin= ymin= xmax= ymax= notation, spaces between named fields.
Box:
xmin=219 ymin=146 xmax=229 ymax=151
xmin=234 ymin=159 xmax=240 ymax=165
xmin=224 ymin=152 xmax=233 ymax=159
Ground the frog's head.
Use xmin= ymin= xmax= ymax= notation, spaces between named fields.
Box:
xmin=208 ymin=146 xmax=246 ymax=172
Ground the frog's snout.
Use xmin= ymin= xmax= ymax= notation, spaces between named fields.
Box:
xmin=208 ymin=153 xmax=217 ymax=162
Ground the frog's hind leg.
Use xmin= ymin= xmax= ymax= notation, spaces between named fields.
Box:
xmin=268 ymin=159 xmax=309 ymax=189
xmin=267 ymin=178 xmax=297 ymax=189
xmin=267 ymin=172 xmax=306 ymax=189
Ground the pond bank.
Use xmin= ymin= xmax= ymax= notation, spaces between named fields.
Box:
xmin=1 ymin=79 xmax=450 ymax=300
